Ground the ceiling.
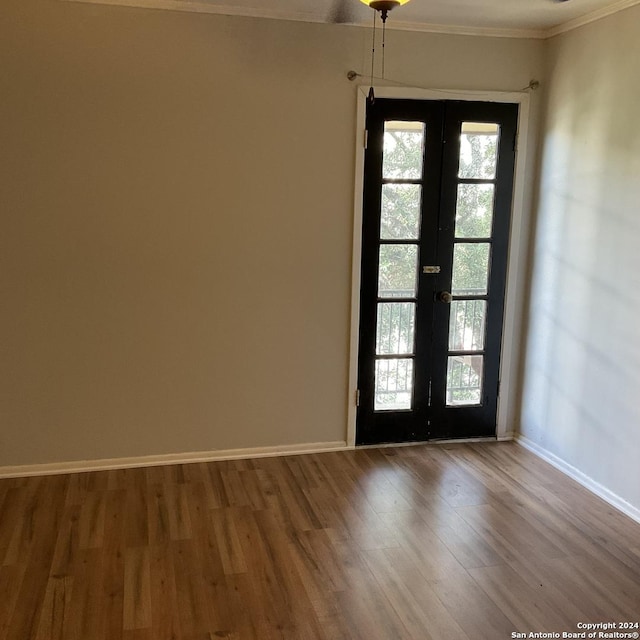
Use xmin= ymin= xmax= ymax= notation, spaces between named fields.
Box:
xmin=69 ymin=0 xmax=638 ymax=37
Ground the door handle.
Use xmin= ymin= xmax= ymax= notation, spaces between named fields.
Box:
xmin=437 ymin=291 xmax=453 ymax=304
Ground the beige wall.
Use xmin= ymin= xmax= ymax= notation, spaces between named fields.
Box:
xmin=0 ymin=0 xmax=543 ymax=466
xmin=521 ymin=6 xmax=640 ymax=512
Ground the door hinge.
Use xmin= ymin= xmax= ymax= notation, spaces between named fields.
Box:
xmin=356 ymin=389 xmax=361 ymax=407
xmin=497 ymin=380 xmax=501 ymax=398
xmin=364 ymin=129 xmax=368 ymax=149
xmin=513 ymin=133 xmax=518 ymax=152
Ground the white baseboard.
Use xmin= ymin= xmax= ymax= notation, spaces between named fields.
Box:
xmin=0 ymin=441 xmax=351 ymax=479
xmin=516 ymin=435 xmax=640 ymax=526
xmin=0 ymin=436 xmax=517 ymax=479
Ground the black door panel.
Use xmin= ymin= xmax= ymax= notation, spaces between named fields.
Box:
xmin=356 ymin=99 xmax=518 ymax=445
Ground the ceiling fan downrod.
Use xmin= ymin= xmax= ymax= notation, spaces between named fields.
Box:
xmin=361 ymin=0 xmax=410 ymax=104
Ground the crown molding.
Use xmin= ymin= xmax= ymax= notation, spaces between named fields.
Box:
xmin=64 ymin=0 xmax=326 ymax=23
xmin=545 ymin=0 xmax=640 ymax=37
xmin=63 ymin=0 xmax=640 ymax=40
xmin=62 ymin=0 xmax=547 ymax=38
xmin=388 ymin=19 xmax=545 ymax=39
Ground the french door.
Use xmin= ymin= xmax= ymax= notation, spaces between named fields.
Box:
xmin=356 ymin=99 xmax=518 ymax=445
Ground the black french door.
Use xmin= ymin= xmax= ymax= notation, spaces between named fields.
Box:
xmin=356 ymin=99 xmax=518 ymax=445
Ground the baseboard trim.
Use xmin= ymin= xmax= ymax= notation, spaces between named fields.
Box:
xmin=516 ymin=435 xmax=640 ymax=525
xmin=0 ymin=441 xmax=351 ymax=479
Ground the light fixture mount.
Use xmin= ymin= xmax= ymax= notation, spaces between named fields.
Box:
xmin=368 ymin=1 xmax=401 ymax=11
xmin=360 ymin=0 xmax=407 ymax=21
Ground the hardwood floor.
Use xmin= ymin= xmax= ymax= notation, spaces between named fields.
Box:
xmin=0 ymin=442 xmax=639 ymax=639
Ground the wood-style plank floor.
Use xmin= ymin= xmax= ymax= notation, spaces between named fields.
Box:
xmin=1 ymin=441 xmax=639 ymax=639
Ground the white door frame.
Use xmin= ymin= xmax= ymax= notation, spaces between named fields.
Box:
xmin=346 ymin=85 xmax=532 ymax=447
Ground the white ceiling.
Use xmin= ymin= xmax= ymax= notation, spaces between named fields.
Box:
xmin=69 ymin=0 xmax=639 ymax=37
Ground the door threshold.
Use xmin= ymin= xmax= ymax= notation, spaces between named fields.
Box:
xmin=356 ymin=436 xmax=498 ymax=450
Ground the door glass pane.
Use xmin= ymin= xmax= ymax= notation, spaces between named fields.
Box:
xmin=383 ymin=121 xmax=425 ymax=179
xmin=449 ymin=300 xmax=486 ymax=351
xmin=451 ymin=243 xmax=490 ymax=296
xmin=455 ymin=184 xmax=495 ymax=238
xmin=375 ymin=358 xmax=414 ymax=411
xmin=458 ymin=122 xmax=500 ymax=179
xmin=446 ymin=355 xmax=483 ymax=406
xmin=376 ymin=302 xmax=415 ymax=355
xmin=378 ymin=245 xmax=418 ymax=298
xmin=380 ymin=184 xmax=422 ymax=240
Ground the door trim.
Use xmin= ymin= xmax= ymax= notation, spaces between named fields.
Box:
xmin=347 ymin=85 xmax=532 ymax=447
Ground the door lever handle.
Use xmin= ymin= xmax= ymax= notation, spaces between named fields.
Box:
xmin=437 ymin=291 xmax=453 ymax=304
